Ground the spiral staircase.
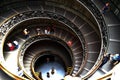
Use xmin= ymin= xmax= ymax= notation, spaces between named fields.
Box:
xmin=0 ymin=0 xmax=120 ymax=80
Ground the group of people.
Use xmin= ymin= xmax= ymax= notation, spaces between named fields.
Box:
xmin=100 ymin=53 xmax=120 ymax=80
xmin=46 ymin=67 xmax=56 ymax=78
xmin=38 ymin=67 xmax=56 ymax=80
xmin=7 ymin=40 xmax=19 ymax=51
xmin=23 ymin=26 xmax=55 ymax=38
xmin=6 ymin=26 xmax=55 ymax=51
xmin=100 ymin=53 xmax=120 ymax=68
xmin=44 ymin=26 xmax=55 ymax=34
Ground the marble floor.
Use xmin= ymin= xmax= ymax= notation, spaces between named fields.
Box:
xmin=38 ymin=62 xmax=65 ymax=80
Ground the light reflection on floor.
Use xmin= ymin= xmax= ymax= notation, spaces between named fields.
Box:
xmin=39 ymin=62 xmax=65 ymax=80
xmin=5 ymin=48 xmax=20 ymax=75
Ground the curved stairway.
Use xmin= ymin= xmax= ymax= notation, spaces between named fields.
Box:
xmin=87 ymin=0 xmax=120 ymax=80
xmin=0 ymin=0 xmax=114 ymax=80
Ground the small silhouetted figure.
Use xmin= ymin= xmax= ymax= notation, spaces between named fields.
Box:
xmin=46 ymin=58 xmax=50 ymax=63
xmin=39 ymin=72 xmax=43 ymax=80
xmin=13 ymin=40 xmax=19 ymax=49
xmin=23 ymin=28 xmax=29 ymax=38
xmin=50 ymin=27 xmax=55 ymax=34
xmin=111 ymin=54 xmax=120 ymax=65
xmin=47 ymin=72 xmax=50 ymax=78
xmin=100 ymin=53 xmax=111 ymax=68
xmin=51 ymin=67 xmax=55 ymax=75
xmin=67 ymin=40 xmax=72 ymax=47
xmin=47 ymin=27 xmax=50 ymax=34
xmin=7 ymin=42 xmax=15 ymax=51
xmin=45 ymin=28 xmax=48 ymax=34
xmin=101 ymin=2 xmax=110 ymax=14
xmin=45 ymin=27 xmax=50 ymax=34
xmin=36 ymin=27 xmax=41 ymax=35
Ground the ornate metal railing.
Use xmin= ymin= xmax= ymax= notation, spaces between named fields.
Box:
xmin=0 ymin=10 xmax=86 ymax=50
xmin=0 ymin=0 xmax=102 ymax=79
xmin=78 ymin=0 xmax=108 ymax=48
xmin=18 ymin=35 xmax=74 ymax=79
xmin=77 ymin=0 xmax=108 ymax=79
xmin=0 ymin=9 xmax=86 ymax=78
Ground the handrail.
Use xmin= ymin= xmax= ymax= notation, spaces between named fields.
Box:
xmin=0 ymin=9 xmax=85 ymax=76
xmin=75 ymin=42 xmax=88 ymax=76
xmin=0 ymin=9 xmax=85 ymax=79
xmin=0 ymin=13 xmax=29 ymax=80
xmin=81 ymin=57 xmax=103 ymax=80
xmin=30 ymin=50 xmax=74 ymax=80
xmin=0 ymin=1 xmax=101 ymax=79
xmin=97 ymin=69 xmax=112 ymax=80
xmin=76 ymin=0 xmax=108 ymax=79
xmin=31 ymin=51 xmax=45 ymax=80
xmin=19 ymin=34 xmax=76 ymax=80
xmin=0 ymin=64 xmax=27 ymax=80
xmin=30 ymin=50 xmax=72 ymax=80
xmin=78 ymin=0 xmax=108 ymax=47
xmin=97 ymin=62 xmax=120 ymax=80
xmin=0 ymin=10 xmax=86 ymax=55
xmin=97 ymin=73 xmax=112 ymax=80
xmin=18 ymin=34 xmax=74 ymax=72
